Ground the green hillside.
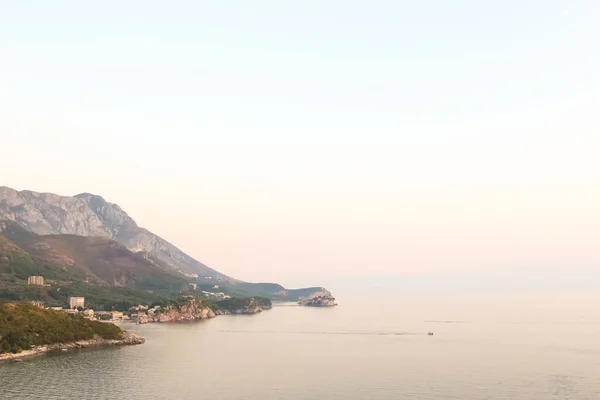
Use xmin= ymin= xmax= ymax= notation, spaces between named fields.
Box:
xmin=1 ymin=221 xmax=190 ymax=290
xmin=207 ymin=281 xmax=330 ymax=301
xmin=0 ymin=220 xmax=329 ymax=310
xmin=0 ymin=302 xmax=122 ymax=354
xmin=0 ymin=221 xmax=195 ymax=310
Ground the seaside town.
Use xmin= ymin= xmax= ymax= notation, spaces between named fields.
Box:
xmin=23 ymin=275 xmax=232 ymax=323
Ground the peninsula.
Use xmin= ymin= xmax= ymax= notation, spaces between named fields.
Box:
xmin=0 ymin=302 xmax=143 ymax=361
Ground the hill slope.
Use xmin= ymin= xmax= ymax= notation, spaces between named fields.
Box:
xmin=0 ymin=302 xmax=125 ymax=354
xmin=0 ymin=187 xmax=332 ymax=303
xmin=0 ymin=220 xmax=190 ymax=290
xmin=0 ymin=186 xmax=219 ymax=277
xmin=0 ymin=220 xmax=196 ymax=310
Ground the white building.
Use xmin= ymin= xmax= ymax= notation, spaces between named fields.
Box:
xmin=69 ymin=296 xmax=85 ymax=309
xmin=28 ymin=276 xmax=44 ymax=285
xmin=111 ymin=311 xmax=124 ymax=320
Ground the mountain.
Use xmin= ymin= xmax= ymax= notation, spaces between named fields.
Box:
xmin=0 ymin=186 xmax=220 ymax=278
xmin=0 ymin=187 xmax=331 ymax=304
xmin=0 ymin=220 xmax=193 ymax=310
xmin=0 ymin=220 xmax=189 ymax=291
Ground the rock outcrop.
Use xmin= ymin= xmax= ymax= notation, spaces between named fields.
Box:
xmin=214 ymin=297 xmax=263 ymax=315
xmin=133 ymin=297 xmax=216 ymax=324
xmin=300 ymin=295 xmax=337 ymax=307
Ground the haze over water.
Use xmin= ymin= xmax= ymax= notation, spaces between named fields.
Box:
xmin=1 ymin=1 xmax=599 ymax=398
xmin=3 ymin=282 xmax=600 ymax=400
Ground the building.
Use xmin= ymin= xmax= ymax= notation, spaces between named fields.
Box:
xmin=189 ymin=283 xmax=197 ymax=290
xmin=111 ymin=311 xmax=123 ymax=320
xmin=30 ymin=301 xmax=44 ymax=308
xmin=129 ymin=305 xmax=148 ymax=312
xmin=69 ymin=296 xmax=85 ymax=309
xmin=27 ymin=276 xmax=44 ymax=285
xmin=82 ymin=309 xmax=95 ymax=319
xmin=94 ymin=311 xmax=112 ymax=320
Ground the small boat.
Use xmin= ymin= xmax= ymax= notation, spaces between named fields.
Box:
xmin=428 ymin=332 xmax=434 ymax=336
xmin=13 ymin=359 xmax=23 ymax=363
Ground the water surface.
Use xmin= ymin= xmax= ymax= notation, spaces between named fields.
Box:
xmin=2 ymin=295 xmax=600 ymax=399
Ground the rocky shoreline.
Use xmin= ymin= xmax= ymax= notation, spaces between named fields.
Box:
xmin=0 ymin=331 xmax=145 ymax=362
xmin=213 ymin=297 xmax=263 ymax=315
xmin=132 ymin=296 xmax=216 ymax=324
xmin=132 ymin=296 xmax=267 ymax=323
xmin=299 ymin=295 xmax=337 ymax=307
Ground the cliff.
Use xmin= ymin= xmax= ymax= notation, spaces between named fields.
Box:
xmin=133 ymin=296 xmax=215 ymax=324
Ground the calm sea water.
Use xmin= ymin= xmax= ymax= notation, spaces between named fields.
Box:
xmin=2 ymin=292 xmax=600 ymax=399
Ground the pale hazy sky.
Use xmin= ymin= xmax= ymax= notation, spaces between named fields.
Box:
xmin=1 ymin=1 xmax=599 ymax=287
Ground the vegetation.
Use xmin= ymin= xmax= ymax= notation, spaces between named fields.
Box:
xmin=0 ymin=276 xmax=188 ymax=312
xmin=0 ymin=224 xmax=191 ymax=291
xmin=211 ymin=296 xmax=271 ymax=312
xmin=0 ymin=221 xmax=325 ymax=312
xmin=211 ymin=297 xmax=252 ymax=311
xmin=163 ymin=295 xmax=210 ymax=311
xmin=206 ymin=280 xmax=326 ymax=301
xmin=252 ymin=296 xmax=272 ymax=309
xmin=0 ymin=224 xmax=197 ymax=311
xmin=0 ymin=302 xmax=123 ymax=354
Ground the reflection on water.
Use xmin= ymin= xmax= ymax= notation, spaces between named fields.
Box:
xmin=2 ymin=295 xmax=600 ymax=399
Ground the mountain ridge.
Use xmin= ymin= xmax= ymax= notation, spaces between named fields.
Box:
xmin=0 ymin=186 xmax=221 ymax=278
xmin=0 ymin=186 xmax=331 ymax=302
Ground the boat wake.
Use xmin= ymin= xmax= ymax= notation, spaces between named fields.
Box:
xmin=219 ymin=330 xmax=422 ymax=336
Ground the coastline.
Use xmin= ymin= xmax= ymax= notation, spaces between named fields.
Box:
xmin=0 ymin=331 xmax=145 ymax=362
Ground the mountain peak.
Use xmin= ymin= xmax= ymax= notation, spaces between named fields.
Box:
xmin=0 ymin=186 xmax=217 ymax=277
xmin=0 ymin=186 xmax=18 ymax=196
xmin=75 ymin=192 xmax=105 ymax=201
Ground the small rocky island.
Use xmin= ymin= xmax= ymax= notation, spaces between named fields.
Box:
xmin=299 ymin=294 xmax=337 ymax=307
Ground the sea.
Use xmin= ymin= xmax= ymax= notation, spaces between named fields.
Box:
xmin=2 ymin=281 xmax=600 ymax=399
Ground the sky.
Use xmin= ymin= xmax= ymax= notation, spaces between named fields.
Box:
xmin=1 ymin=1 xmax=599 ymax=288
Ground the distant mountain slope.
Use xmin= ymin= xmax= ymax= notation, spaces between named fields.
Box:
xmin=0 ymin=221 xmax=193 ymax=309
xmin=0 ymin=221 xmax=189 ymax=291
xmin=0 ymin=186 xmax=331 ymax=302
xmin=218 ymin=281 xmax=331 ymax=301
xmin=0 ymin=187 xmax=220 ymax=278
